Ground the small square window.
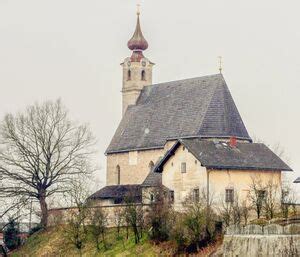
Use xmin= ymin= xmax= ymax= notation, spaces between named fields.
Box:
xmin=225 ymin=189 xmax=234 ymax=203
xmin=181 ymin=162 xmax=186 ymax=173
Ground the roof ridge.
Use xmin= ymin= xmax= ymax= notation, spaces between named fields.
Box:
xmin=143 ymin=73 xmax=223 ymax=90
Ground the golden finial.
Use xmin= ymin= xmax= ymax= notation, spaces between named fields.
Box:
xmin=137 ymin=4 xmax=141 ymax=16
xmin=218 ymin=56 xmax=223 ymax=74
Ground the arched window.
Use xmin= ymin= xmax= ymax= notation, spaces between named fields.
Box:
xmin=141 ymin=70 xmax=146 ymax=81
xmin=116 ymin=165 xmax=120 ymax=185
xmin=127 ymin=70 xmax=131 ymax=81
xmin=149 ymin=161 xmax=154 ymax=171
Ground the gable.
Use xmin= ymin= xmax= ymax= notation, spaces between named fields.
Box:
xmin=106 ymin=74 xmax=251 ymax=154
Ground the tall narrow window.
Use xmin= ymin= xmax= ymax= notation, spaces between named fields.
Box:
xmin=141 ymin=70 xmax=146 ymax=80
xmin=127 ymin=70 xmax=131 ymax=81
xmin=193 ymin=188 xmax=200 ymax=202
xmin=181 ymin=162 xmax=186 ymax=173
xmin=225 ymin=189 xmax=234 ymax=203
xmin=150 ymin=193 xmax=154 ymax=202
xmin=258 ymin=190 xmax=266 ymax=202
xmin=149 ymin=161 xmax=154 ymax=171
xmin=116 ymin=165 xmax=120 ymax=185
xmin=169 ymin=190 xmax=174 ymax=203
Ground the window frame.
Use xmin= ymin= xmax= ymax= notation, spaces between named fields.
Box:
xmin=225 ymin=188 xmax=234 ymax=203
xmin=169 ymin=190 xmax=175 ymax=203
xmin=181 ymin=162 xmax=187 ymax=173
xmin=141 ymin=70 xmax=146 ymax=81
xmin=193 ymin=188 xmax=200 ymax=203
xmin=116 ymin=165 xmax=121 ymax=185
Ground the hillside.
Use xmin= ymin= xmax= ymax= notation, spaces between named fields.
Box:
xmin=10 ymin=226 xmax=174 ymax=257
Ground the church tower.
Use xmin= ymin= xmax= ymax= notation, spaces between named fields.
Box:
xmin=121 ymin=9 xmax=154 ymax=116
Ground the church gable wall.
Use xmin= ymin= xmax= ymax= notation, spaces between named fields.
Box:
xmin=107 ymin=148 xmax=165 ymax=185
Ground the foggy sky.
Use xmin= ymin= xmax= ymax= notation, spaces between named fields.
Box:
xmin=0 ymin=1 xmax=299 ymax=194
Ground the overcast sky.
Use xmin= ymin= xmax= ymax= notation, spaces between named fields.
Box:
xmin=0 ymin=0 xmax=299 ymax=194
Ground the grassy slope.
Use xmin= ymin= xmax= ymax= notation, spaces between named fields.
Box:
xmin=11 ymin=226 xmax=168 ymax=257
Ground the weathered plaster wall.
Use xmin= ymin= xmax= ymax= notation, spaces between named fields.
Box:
xmin=106 ymin=141 xmax=176 ymax=185
xmin=161 ymin=144 xmax=282 ymax=210
xmin=208 ymin=169 xmax=282 ymax=204
xmin=162 ymin=144 xmax=207 ymax=210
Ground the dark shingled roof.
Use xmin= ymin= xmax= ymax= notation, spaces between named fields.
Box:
xmin=142 ymin=170 xmax=162 ymax=187
xmin=89 ymin=185 xmax=141 ymax=200
xmin=106 ymin=74 xmax=251 ymax=154
xmin=154 ymin=139 xmax=292 ymax=172
xmin=294 ymin=177 xmax=300 ymax=183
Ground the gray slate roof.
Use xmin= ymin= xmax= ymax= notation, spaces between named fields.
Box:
xmin=294 ymin=177 xmax=300 ymax=183
xmin=89 ymin=185 xmax=141 ymax=200
xmin=154 ymin=139 xmax=292 ymax=172
xmin=106 ymin=74 xmax=251 ymax=153
xmin=142 ymin=170 xmax=162 ymax=187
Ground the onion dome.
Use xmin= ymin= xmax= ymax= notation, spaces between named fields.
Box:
xmin=127 ymin=10 xmax=148 ymax=62
xmin=127 ymin=13 xmax=148 ymax=51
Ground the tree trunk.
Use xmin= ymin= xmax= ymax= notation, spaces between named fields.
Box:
xmin=39 ymin=191 xmax=48 ymax=228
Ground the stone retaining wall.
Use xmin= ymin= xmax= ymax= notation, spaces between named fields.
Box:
xmin=223 ymin=224 xmax=300 ymax=257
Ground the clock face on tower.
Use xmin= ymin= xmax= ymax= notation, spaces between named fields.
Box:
xmin=127 ymin=61 xmax=131 ymax=67
xmin=142 ymin=60 xmax=146 ymax=67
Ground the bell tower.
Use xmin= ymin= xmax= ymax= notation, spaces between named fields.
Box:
xmin=121 ymin=8 xmax=154 ymax=116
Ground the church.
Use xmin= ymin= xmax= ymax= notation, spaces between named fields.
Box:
xmin=90 ymin=10 xmax=292 ymax=210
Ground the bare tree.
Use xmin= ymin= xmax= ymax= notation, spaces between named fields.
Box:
xmin=145 ymin=185 xmax=172 ymax=242
xmin=0 ymin=99 xmax=95 ymax=227
xmin=241 ymin=200 xmax=250 ymax=225
xmin=263 ymin=179 xmax=280 ymax=220
xmin=248 ymin=176 xmax=266 ymax=219
xmin=90 ymin=208 xmax=108 ymax=251
xmin=113 ymin=207 xmax=124 ymax=238
xmin=64 ymin=180 xmax=90 ymax=256
xmin=219 ymin=200 xmax=232 ymax=227
xmin=182 ymin=188 xmax=217 ymax=251
xmin=123 ymin=192 xmax=144 ymax=244
xmin=281 ymin=182 xmax=296 ymax=220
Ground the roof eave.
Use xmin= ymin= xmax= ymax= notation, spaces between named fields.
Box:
xmin=205 ymin=166 xmax=293 ymax=172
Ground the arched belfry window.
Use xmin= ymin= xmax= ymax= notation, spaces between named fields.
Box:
xmin=149 ymin=161 xmax=154 ymax=171
xmin=141 ymin=70 xmax=146 ymax=81
xmin=127 ymin=70 xmax=131 ymax=81
xmin=116 ymin=165 xmax=120 ymax=185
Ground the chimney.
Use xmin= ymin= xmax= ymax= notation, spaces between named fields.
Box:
xmin=230 ymin=136 xmax=237 ymax=147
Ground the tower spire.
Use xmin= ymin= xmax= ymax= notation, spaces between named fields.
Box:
xmin=127 ymin=5 xmax=148 ymax=62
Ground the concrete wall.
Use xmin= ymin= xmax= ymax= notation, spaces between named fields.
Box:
xmin=223 ymin=224 xmax=300 ymax=256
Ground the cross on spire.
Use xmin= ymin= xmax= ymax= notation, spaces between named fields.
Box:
xmin=137 ymin=4 xmax=140 ymax=16
xmin=218 ymin=56 xmax=223 ymax=74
